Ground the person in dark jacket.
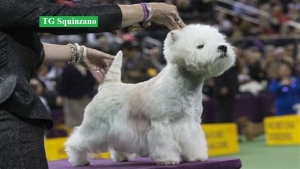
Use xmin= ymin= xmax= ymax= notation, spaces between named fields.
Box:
xmin=58 ymin=63 xmax=96 ymax=128
xmin=214 ymin=65 xmax=239 ymax=123
xmin=0 ymin=0 xmax=185 ymax=168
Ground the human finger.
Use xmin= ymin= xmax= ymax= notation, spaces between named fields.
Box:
xmin=87 ymin=48 xmax=114 ymax=63
xmin=168 ymin=18 xmax=180 ymax=30
xmin=82 ymin=55 xmax=94 ymax=70
xmin=96 ymin=70 xmax=104 ymax=83
xmin=101 ymin=60 xmax=109 ymax=69
xmin=100 ymin=68 xmax=106 ymax=76
xmin=164 ymin=19 xmax=175 ymax=30
xmin=98 ymin=71 xmax=104 ymax=82
xmin=175 ymin=17 xmax=186 ymax=28
xmin=169 ymin=4 xmax=186 ymax=29
xmin=100 ymin=52 xmax=115 ymax=60
xmin=104 ymin=66 xmax=109 ymax=73
xmin=161 ymin=17 xmax=181 ymax=30
xmin=91 ymin=70 xmax=102 ymax=83
xmin=178 ymin=20 xmax=186 ymax=28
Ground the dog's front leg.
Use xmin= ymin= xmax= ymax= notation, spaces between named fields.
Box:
xmin=180 ymin=123 xmax=208 ymax=162
xmin=147 ymin=122 xmax=181 ymax=165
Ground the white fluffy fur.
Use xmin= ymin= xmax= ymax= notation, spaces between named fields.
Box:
xmin=64 ymin=24 xmax=236 ymax=166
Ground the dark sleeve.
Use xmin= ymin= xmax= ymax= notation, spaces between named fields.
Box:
xmin=0 ymin=0 xmax=122 ymax=34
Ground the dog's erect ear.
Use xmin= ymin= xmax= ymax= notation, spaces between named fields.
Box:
xmin=170 ymin=30 xmax=180 ymax=42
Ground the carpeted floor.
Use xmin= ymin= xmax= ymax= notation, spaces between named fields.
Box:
xmin=216 ymin=135 xmax=300 ymax=169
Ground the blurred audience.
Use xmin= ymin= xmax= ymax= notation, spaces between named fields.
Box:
xmin=120 ymin=41 xmax=158 ymax=83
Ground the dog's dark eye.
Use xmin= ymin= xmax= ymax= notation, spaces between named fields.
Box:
xmin=196 ymin=44 xmax=204 ymax=49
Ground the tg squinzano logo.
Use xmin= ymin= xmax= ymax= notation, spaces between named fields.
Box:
xmin=39 ymin=16 xmax=98 ymax=27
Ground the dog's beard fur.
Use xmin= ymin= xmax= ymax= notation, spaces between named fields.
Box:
xmin=64 ymin=24 xmax=236 ymax=166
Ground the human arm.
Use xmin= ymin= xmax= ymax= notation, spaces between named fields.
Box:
xmin=0 ymin=0 xmax=121 ymax=33
xmin=0 ymin=0 xmax=185 ymax=33
xmin=120 ymin=3 xmax=185 ymax=30
xmin=43 ymin=43 xmax=113 ymax=83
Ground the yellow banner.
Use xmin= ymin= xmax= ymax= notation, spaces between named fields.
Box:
xmin=202 ymin=123 xmax=239 ymax=156
xmin=45 ymin=123 xmax=239 ymax=161
xmin=44 ymin=137 xmax=68 ymax=161
xmin=264 ymin=115 xmax=300 ymax=145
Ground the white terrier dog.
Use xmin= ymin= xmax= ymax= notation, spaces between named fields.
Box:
xmin=65 ymin=24 xmax=236 ymax=166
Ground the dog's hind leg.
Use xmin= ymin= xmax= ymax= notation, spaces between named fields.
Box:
xmin=64 ymin=120 xmax=110 ymax=166
xmin=109 ymin=149 xmax=136 ymax=162
xmin=64 ymin=126 xmax=93 ymax=166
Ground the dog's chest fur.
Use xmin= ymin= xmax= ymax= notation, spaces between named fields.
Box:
xmin=128 ymin=65 xmax=204 ymax=124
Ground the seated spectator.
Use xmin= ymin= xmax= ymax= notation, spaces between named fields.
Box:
xmin=246 ymin=50 xmax=266 ymax=82
xmin=86 ymin=33 xmax=122 ymax=54
xmin=216 ymin=12 xmax=232 ymax=36
xmin=148 ymin=46 xmax=166 ymax=72
xmin=264 ymin=47 xmax=283 ymax=80
xmin=268 ymin=62 xmax=300 ymax=116
xmin=120 ymin=41 xmax=158 ymax=83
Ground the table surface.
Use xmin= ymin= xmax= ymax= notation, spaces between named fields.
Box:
xmin=48 ymin=158 xmax=242 ymax=169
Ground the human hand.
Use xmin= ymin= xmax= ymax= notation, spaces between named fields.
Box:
xmin=82 ymin=48 xmax=114 ymax=83
xmin=148 ymin=3 xmax=186 ymax=30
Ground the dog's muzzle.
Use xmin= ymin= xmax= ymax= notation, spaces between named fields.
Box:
xmin=218 ymin=45 xmax=227 ymax=58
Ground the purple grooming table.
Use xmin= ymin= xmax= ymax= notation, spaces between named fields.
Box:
xmin=48 ymin=158 xmax=242 ymax=169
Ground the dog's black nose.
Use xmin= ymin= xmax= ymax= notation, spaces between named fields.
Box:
xmin=218 ymin=45 xmax=227 ymax=52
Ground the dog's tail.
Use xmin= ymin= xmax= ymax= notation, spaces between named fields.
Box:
xmin=104 ymin=51 xmax=123 ymax=83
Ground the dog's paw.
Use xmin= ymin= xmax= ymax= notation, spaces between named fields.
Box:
xmin=182 ymin=153 xmax=208 ymax=163
xmin=186 ymin=158 xmax=207 ymax=163
xmin=156 ymin=160 xmax=180 ymax=165
xmin=114 ymin=156 xmax=129 ymax=162
xmin=70 ymin=161 xmax=90 ymax=166
xmin=111 ymin=153 xmax=135 ymax=162
xmin=68 ymin=156 xmax=91 ymax=166
xmin=83 ymin=162 xmax=91 ymax=166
